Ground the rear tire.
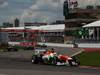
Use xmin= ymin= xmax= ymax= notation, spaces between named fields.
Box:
xmin=43 ymin=58 xmax=49 ymax=64
xmin=31 ymin=55 xmax=39 ymax=64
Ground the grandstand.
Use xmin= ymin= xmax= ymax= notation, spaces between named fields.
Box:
xmin=0 ymin=24 xmax=65 ymax=44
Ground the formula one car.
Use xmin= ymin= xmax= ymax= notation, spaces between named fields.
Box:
xmin=6 ymin=46 xmax=18 ymax=52
xmin=31 ymin=48 xmax=80 ymax=66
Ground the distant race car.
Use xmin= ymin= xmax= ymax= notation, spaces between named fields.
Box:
xmin=31 ymin=48 xmax=80 ymax=66
xmin=7 ymin=46 xmax=18 ymax=52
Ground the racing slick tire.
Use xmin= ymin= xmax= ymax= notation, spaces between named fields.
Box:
xmin=31 ymin=55 xmax=39 ymax=64
xmin=43 ymin=56 xmax=58 ymax=65
xmin=43 ymin=58 xmax=49 ymax=64
xmin=50 ymin=56 xmax=58 ymax=65
xmin=75 ymin=61 xmax=80 ymax=66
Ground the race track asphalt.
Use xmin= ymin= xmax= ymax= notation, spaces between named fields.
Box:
xmin=0 ymin=47 xmax=100 ymax=75
xmin=0 ymin=56 xmax=100 ymax=75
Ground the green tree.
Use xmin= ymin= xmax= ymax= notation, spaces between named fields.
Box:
xmin=72 ymin=29 xmax=88 ymax=37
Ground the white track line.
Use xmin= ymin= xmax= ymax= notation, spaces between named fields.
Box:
xmin=70 ymin=50 xmax=83 ymax=57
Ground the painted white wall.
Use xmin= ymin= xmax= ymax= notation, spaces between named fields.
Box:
xmin=77 ymin=43 xmax=100 ymax=48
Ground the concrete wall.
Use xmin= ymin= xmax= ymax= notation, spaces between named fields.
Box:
xmin=77 ymin=43 xmax=100 ymax=48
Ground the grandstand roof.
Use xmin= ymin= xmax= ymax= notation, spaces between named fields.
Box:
xmin=1 ymin=24 xmax=65 ymax=32
xmin=83 ymin=20 xmax=100 ymax=28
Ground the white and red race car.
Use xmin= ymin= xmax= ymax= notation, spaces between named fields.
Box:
xmin=31 ymin=47 xmax=80 ymax=66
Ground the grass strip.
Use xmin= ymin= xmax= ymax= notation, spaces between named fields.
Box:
xmin=76 ymin=51 xmax=100 ymax=67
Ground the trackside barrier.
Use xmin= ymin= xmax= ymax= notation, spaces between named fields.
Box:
xmin=38 ymin=43 xmax=74 ymax=48
xmin=78 ymin=43 xmax=100 ymax=48
xmin=8 ymin=42 xmax=74 ymax=48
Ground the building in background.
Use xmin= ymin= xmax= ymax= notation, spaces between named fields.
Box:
xmin=14 ymin=18 xmax=20 ymax=27
xmin=63 ymin=0 xmax=100 ymax=43
xmin=50 ymin=20 xmax=64 ymax=25
xmin=81 ymin=20 xmax=100 ymax=43
xmin=2 ymin=22 xmax=13 ymax=28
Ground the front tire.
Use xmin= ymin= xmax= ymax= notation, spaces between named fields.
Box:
xmin=68 ymin=60 xmax=80 ymax=66
xmin=51 ymin=56 xmax=58 ymax=65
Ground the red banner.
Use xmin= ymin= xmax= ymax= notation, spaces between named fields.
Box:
xmin=0 ymin=29 xmax=39 ymax=32
xmin=20 ymin=42 xmax=37 ymax=46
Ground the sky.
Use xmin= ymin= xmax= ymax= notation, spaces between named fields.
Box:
xmin=0 ymin=0 xmax=100 ymax=26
